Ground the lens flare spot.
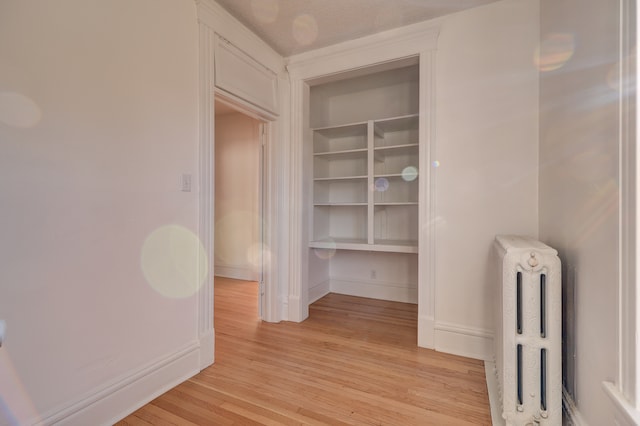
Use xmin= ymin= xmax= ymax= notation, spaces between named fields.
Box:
xmin=375 ymin=177 xmax=390 ymax=192
xmin=141 ymin=225 xmax=208 ymax=299
xmin=535 ymin=33 xmax=575 ymax=72
xmin=402 ymin=166 xmax=418 ymax=182
xmin=607 ymin=53 xmax=636 ymax=94
xmin=432 ymin=160 xmax=441 ymax=168
xmin=292 ymin=14 xmax=318 ymax=46
xmin=251 ymin=0 xmax=279 ymax=24
xmin=0 ymin=350 xmax=41 ymax=424
xmin=0 ymin=92 xmax=42 ymax=129
xmin=313 ymin=240 xmax=337 ymax=260
xmin=215 ymin=212 xmax=261 ymax=265
xmin=247 ymin=242 xmax=271 ymax=268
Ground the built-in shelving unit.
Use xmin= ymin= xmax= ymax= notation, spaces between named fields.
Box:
xmin=310 ymin=113 xmax=419 ymax=254
xmin=305 ymin=61 xmax=420 ymax=305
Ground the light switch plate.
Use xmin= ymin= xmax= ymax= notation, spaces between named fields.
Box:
xmin=0 ymin=320 xmax=6 ymax=348
xmin=181 ymin=173 xmax=192 ymax=192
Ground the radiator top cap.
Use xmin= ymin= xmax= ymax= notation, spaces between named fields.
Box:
xmin=528 ymin=252 xmax=539 ymax=268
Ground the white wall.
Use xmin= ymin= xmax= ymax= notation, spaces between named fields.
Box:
xmin=538 ymin=0 xmax=621 ymax=424
xmin=0 ymin=0 xmax=200 ymax=423
xmin=434 ymin=0 xmax=540 ymax=358
xmin=214 ymin=111 xmax=261 ymax=281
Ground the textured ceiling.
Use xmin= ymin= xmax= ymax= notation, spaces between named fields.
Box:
xmin=214 ymin=0 xmax=500 ymax=57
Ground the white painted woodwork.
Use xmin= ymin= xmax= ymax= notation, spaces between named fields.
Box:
xmin=289 ymin=0 xmax=540 ymax=360
xmin=197 ymin=18 xmax=216 ymax=372
xmin=214 ymin=111 xmax=261 ymax=282
xmin=287 ymin=17 xmax=440 ymax=347
xmin=214 ymin=0 xmax=500 ymax=57
xmin=214 ymin=36 xmax=279 ymax=116
xmin=309 ymin=113 xmax=419 ymax=253
xmin=197 ymin=0 xmax=288 ymax=332
xmin=305 ymin=63 xmax=420 ymax=305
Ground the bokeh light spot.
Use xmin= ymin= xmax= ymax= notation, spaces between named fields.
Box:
xmin=251 ymin=0 xmax=279 ymax=24
xmin=607 ymin=52 xmax=636 ymax=94
xmin=535 ymin=33 xmax=575 ymax=72
xmin=375 ymin=177 xmax=390 ymax=192
xmin=0 ymin=92 xmax=42 ymax=129
xmin=141 ymin=225 xmax=208 ymax=299
xmin=432 ymin=160 xmax=441 ymax=168
xmin=292 ymin=14 xmax=318 ymax=46
xmin=247 ymin=242 xmax=271 ymax=269
xmin=402 ymin=166 xmax=418 ymax=182
xmin=0 ymin=350 xmax=40 ymax=424
xmin=313 ymin=240 xmax=337 ymax=260
xmin=215 ymin=212 xmax=261 ymax=266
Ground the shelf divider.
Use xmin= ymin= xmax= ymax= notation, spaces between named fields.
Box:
xmin=367 ymin=120 xmax=375 ymax=245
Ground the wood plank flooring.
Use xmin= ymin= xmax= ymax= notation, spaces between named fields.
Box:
xmin=117 ymin=277 xmax=491 ymax=425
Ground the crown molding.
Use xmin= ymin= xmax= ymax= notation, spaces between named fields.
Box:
xmin=286 ymin=18 xmax=440 ymax=80
xmin=196 ymin=0 xmax=284 ymax=73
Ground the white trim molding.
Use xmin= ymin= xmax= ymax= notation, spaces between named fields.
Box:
xmin=308 ymin=279 xmax=330 ymax=304
xmin=197 ymin=1 xmax=287 ymax=333
xmin=40 ymin=342 xmax=200 ymax=425
xmin=417 ymin=48 xmax=438 ymax=350
xmin=434 ymin=321 xmax=493 ymax=361
xmin=214 ymin=265 xmax=260 ymax=282
xmin=618 ymin=0 xmax=637 ymax=410
xmin=197 ymin=19 xmax=216 ymax=370
xmin=484 ymin=360 xmax=504 ymax=426
xmin=330 ymin=279 xmax=417 ymax=304
xmin=286 ymin=77 xmax=309 ymax=323
xmin=286 ymin=19 xmax=441 ymax=345
xmin=195 ymin=0 xmax=283 ymax=73
xmin=604 ymin=381 xmax=640 ymax=426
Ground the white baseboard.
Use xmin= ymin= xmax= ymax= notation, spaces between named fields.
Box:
xmin=214 ymin=265 xmax=259 ymax=281
xmin=484 ymin=360 xmax=505 ymax=426
xmin=39 ymin=341 xmax=201 ymax=426
xmin=417 ymin=314 xmax=435 ymax=349
xmin=330 ymin=278 xmax=417 ymax=304
xmin=308 ymin=279 xmax=330 ymax=304
xmin=434 ymin=321 xmax=493 ymax=361
xmin=287 ymin=295 xmax=308 ymax=322
xmin=563 ymin=386 xmax=587 ymax=426
xmin=199 ymin=329 xmax=215 ymax=369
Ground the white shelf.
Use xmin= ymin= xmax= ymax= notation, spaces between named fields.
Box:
xmin=374 ymin=202 xmax=418 ymax=206
xmin=314 ymin=202 xmax=367 ymax=206
xmin=311 ymin=112 xmax=418 ymax=252
xmin=314 ymin=175 xmax=367 ymax=181
xmin=306 ymin=61 xmax=422 ymax=305
xmin=314 ymin=148 xmax=368 ymax=157
xmin=374 ymin=173 xmax=415 ymax=178
xmin=309 ymin=239 xmax=417 ymax=254
xmin=312 ymin=121 xmax=368 ymax=133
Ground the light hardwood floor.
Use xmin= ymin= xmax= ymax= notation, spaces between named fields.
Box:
xmin=117 ymin=277 xmax=491 ymax=425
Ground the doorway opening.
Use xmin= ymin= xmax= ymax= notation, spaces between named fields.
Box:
xmin=213 ymin=97 xmax=266 ymax=320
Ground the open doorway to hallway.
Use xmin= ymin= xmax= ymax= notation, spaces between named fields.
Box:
xmin=214 ymin=99 xmax=264 ymax=319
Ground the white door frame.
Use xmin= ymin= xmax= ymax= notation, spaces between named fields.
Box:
xmin=285 ymin=23 xmax=440 ymax=348
xmin=196 ymin=18 xmax=284 ymax=370
xmin=213 ymin=93 xmax=269 ymax=316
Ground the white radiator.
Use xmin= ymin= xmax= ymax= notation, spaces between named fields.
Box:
xmin=492 ymin=235 xmax=562 ymax=425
